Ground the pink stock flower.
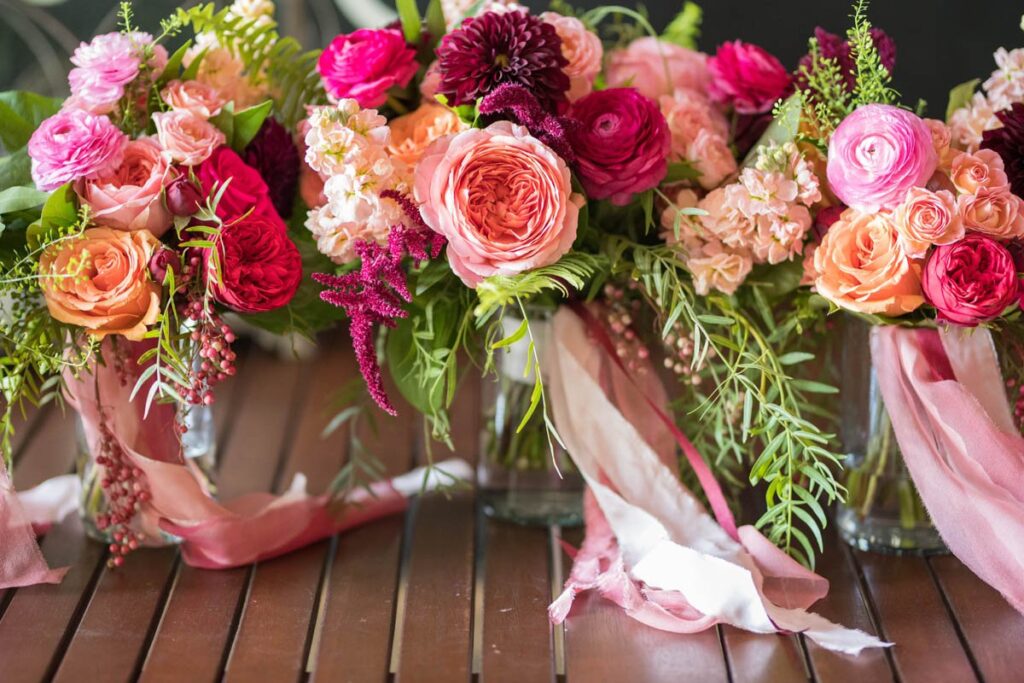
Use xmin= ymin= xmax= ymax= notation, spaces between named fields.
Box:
xmin=922 ymin=233 xmax=1020 ymax=326
xmin=687 ymin=242 xmax=753 ymax=296
xmin=569 ymin=88 xmax=670 ymax=205
xmin=318 ymin=28 xmax=418 ymax=108
xmin=660 ymin=88 xmax=729 ymax=157
xmin=707 ymin=41 xmax=791 ymax=114
xmin=605 ymin=37 xmax=710 ymax=100
xmin=949 ymin=93 xmax=1001 ymax=153
xmin=29 ymin=109 xmax=128 ymax=191
xmin=826 ymin=104 xmax=938 ymax=213
xmin=153 ymin=110 xmax=225 ymax=166
xmin=414 ymin=121 xmax=581 ymax=287
xmin=983 ymin=47 xmax=1024 ymax=111
xmin=67 ymin=32 xmax=144 ymax=112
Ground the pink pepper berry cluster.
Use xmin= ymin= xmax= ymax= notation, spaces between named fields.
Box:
xmin=600 ymin=282 xmax=650 ymax=375
xmin=181 ymin=300 xmax=237 ymax=408
xmin=93 ymin=422 xmax=151 ymax=568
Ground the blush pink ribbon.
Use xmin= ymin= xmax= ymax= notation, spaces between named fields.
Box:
xmin=872 ymin=325 xmax=1024 ymax=614
xmin=543 ymin=307 xmax=887 ymax=654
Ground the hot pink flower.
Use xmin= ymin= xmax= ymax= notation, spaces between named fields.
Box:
xmin=569 ymin=88 xmax=670 ymax=205
xmin=922 ymin=233 xmax=1020 ymax=326
xmin=67 ymin=32 xmax=144 ymax=112
xmin=606 ymin=37 xmax=710 ymax=100
xmin=827 ymin=104 xmax=938 ymax=213
xmin=707 ymin=41 xmax=791 ymax=115
xmin=28 ymin=109 xmax=128 ymax=191
xmin=414 ymin=121 xmax=581 ymax=287
xmin=318 ymin=28 xmax=418 ymax=108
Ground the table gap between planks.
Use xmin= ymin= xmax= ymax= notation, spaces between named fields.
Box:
xmin=1 ymin=337 xmax=1022 ymax=683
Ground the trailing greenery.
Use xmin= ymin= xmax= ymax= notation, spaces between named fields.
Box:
xmin=847 ymin=0 xmax=899 ymax=108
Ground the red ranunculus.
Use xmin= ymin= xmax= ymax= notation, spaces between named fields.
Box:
xmin=922 ymin=233 xmax=1020 ymax=326
xmin=707 ymin=41 xmax=791 ymax=115
xmin=195 ymin=146 xmax=271 ymax=220
xmin=207 ymin=207 xmax=302 ymax=313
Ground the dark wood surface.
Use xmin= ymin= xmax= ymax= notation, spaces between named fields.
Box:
xmin=1 ymin=340 xmax=1022 ymax=683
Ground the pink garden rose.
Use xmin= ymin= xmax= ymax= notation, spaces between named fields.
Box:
xmin=922 ymin=233 xmax=1020 ymax=326
xmin=569 ymin=88 xmax=670 ymax=205
xmin=161 ymin=79 xmax=225 ymax=119
xmin=606 ymin=37 xmax=710 ymax=100
xmin=957 ymin=188 xmax=1024 ymax=240
xmin=949 ymin=150 xmax=1009 ymax=195
xmin=318 ymin=28 xmax=418 ymax=108
xmin=892 ymin=187 xmax=964 ymax=257
xmin=827 ymin=104 xmax=938 ymax=213
xmin=75 ymin=137 xmax=173 ymax=236
xmin=414 ymin=121 xmax=581 ymax=287
xmin=540 ymin=13 xmax=603 ymax=101
xmin=153 ymin=110 xmax=225 ymax=166
xmin=28 ymin=109 xmax=128 ymax=191
xmin=707 ymin=41 xmax=791 ymax=114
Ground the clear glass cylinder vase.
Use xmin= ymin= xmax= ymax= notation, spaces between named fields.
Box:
xmin=836 ymin=317 xmax=946 ymax=554
xmin=478 ymin=310 xmax=583 ymax=526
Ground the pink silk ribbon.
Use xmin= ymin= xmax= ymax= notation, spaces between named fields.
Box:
xmin=0 ymin=459 xmax=68 ymax=589
xmin=544 ymin=307 xmax=886 ymax=654
xmin=873 ymin=325 xmax=1024 ymax=614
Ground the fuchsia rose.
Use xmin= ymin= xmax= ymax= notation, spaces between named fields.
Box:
xmin=606 ymin=37 xmax=710 ymax=100
xmin=414 ymin=121 xmax=581 ymax=287
xmin=827 ymin=104 xmax=938 ymax=213
xmin=29 ymin=109 xmax=128 ymax=191
xmin=707 ymin=41 xmax=791 ymax=114
xmin=195 ymin=146 xmax=273 ymax=220
xmin=318 ymin=28 xmax=418 ymax=108
xmin=153 ymin=110 xmax=225 ymax=166
xmin=569 ymin=88 xmax=670 ymax=205
xmin=922 ymin=233 xmax=1020 ymax=326
xmin=75 ymin=137 xmax=173 ymax=236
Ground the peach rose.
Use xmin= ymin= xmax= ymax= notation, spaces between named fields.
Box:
xmin=75 ymin=138 xmax=174 ymax=237
xmin=39 ymin=227 xmax=161 ymax=340
xmin=386 ymin=103 xmax=466 ymax=178
xmin=958 ymin=188 xmax=1024 ymax=239
xmin=153 ymin=110 xmax=225 ymax=166
xmin=814 ymin=209 xmax=924 ymax=316
xmin=893 ymin=187 xmax=964 ymax=257
xmin=414 ymin=121 xmax=582 ymax=287
xmin=924 ymin=118 xmax=955 ymax=169
xmin=689 ymin=129 xmax=737 ymax=190
xmin=540 ymin=13 xmax=603 ymax=101
xmin=949 ymin=150 xmax=1009 ymax=195
xmin=161 ymin=79 xmax=225 ymax=119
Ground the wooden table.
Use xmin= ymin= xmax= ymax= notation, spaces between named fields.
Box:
xmin=2 ymin=340 xmax=1023 ymax=683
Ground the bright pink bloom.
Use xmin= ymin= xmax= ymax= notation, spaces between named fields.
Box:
xmin=318 ymin=28 xmax=418 ymax=108
xmin=28 ymin=109 xmax=128 ymax=191
xmin=707 ymin=41 xmax=791 ymax=114
xmin=67 ymin=32 xmax=144 ymax=111
xmin=922 ymin=233 xmax=1020 ymax=326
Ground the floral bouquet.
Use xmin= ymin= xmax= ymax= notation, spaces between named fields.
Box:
xmin=795 ymin=4 xmax=1024 ymax=611
xmin=301 ymin=0 xmax=884 ymax=653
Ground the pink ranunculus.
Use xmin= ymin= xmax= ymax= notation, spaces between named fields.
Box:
xmin=153 ymin=110 xmax=225 ymax=166
xmin=414 ymin=121 xmax=581 ymax=287
xmin=826 ymin=104 xmax=938 ymax=213
xmin=922 ymin=233 xmax=1020 ymax=326
xmin=606 ymin=37 xmax=710 ymax=100
xmin=161 ymin=79 xmax=226 ymax=119
xmin=540 ymin=12 xmax=603 ymax=101
xmin=706 ymin=41 xmax=791 ymax=115
xmin=75 ymin=137 xmax=173 ymax=236
xmin=28 ymin=109 xmax=128 ymax=191
xmin=318 ymin=28 xmax=418 ymax=108
xmin=569 ymin=88 xmax=670 ymax=205
xmin=67 ymin=32 xmax=143 ymax=112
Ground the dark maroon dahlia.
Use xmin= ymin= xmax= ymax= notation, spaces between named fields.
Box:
xmin=435 ymin=10 xmax=570 ymax=111
xmin=243 ymin=117 xmax=300 ymax=219
xmin=982 ymin=103 xmax=1024 ymax=199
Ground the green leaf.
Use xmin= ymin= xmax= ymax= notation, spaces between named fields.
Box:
xmin=0 ymin=186 xmax=47 ymax=214
xmin=492 ymin=318 xmax=528 ymax=350
xmin=425 ymin=0 xmax=447 ymax=45
xmin=742 ymin=93 xmax=801 ymax=168
xmin=159 ymin=41 xmax=192 ymax=85
xmin=697 ymin=314 xmax=735 ymax=326
xmin=231 ymin=100 xmax=273 ymax=151
xmin=791 ymin=379 xmax=838 ymax=394
xmin=663 ymin=161 xmax=702 ymax=184
xmin=778 ymin=351 xmax=815 ymax=366
xmin=210 ymin=102 xmax=236 ymax=146
xmin=181 ymin=48 xmax=206 ymax=81
xmin=0 ymin=91 xmax=61 ymax=152
xmin=0 ymin=149 xmax=32 ymax=190
xmin=26 ymin=183 xmax=76 ymax=248
xmin=661 ymin=2 xmax=702 ymax=49
xmin=640 ymin=189 xmax=654 ymax=231
xmin=396 ymin=0 xmax=422 ymax=44
xmin=945 ymin=78 xmax=979 ymax=122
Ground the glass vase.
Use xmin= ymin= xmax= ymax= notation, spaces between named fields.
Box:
xmin=478 ymin=310 xmax=583 ymax=526
xmin=835 ymin=317 xmax=946 ymax=554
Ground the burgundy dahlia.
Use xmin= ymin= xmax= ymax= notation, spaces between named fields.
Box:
xmin=797 ymin=27 xmax=895 ymax=92
xmin=243 ymin=118 xmax=300 ymax=219
xmin=435 ymin=10 xmax=570 ymax=111
xmin=982 ymin=103 xmax=1024 ymax=199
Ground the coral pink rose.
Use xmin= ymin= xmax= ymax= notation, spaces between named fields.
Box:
xmin=814 ymin=209 xmax=924 ymax=316
xmin=75 ymin=137 xmax=173 ymax=236
xmin=318 ymin=28 xmax=418 ymax=108
xmin=153 ymin=110 xmax=225 ymax=166
xmin=386 ymin=103 xmax=467 ymax=176
xmin=924 ymin=118 xmax=955 ymax=168
xmin=707 ymin=41 xmax=791 ymax=115
xmin=826 ymin=104 xmax=938 ymax=213
xmin=161 ymin=79 xmax=225 ymax=119
xmin=922 ymin=233 xmax=1020 ymax=326
xmin=540 ymin=13 xmax=603 ymax=102
xmin=949 ymin=150 xmax=1009 ymax=195
xmin=892 ymin=187 xmax=964 ymax=257
xmin=29 ymin=109 xmax=128 ymax=191
xmin=39 ymin=227 xmax=161 ymax=340
xmin=414 ymin=121 xmax=581 ymax=287
xmin=958 ymin=189 xmax=1024 ymax=239
xmin=606 ymin=37 xmax=710 ymax=100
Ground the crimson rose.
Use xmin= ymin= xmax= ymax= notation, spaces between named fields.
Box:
xmin=195 ymin=146 xmax=271 ymax=220
xmin=922 ymin=233 xmax=1020 ymax=326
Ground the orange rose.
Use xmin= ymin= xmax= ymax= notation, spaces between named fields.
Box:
xmin=813 ymin=209 xmax=924 ymax=316
xmin=958 ymin=188 xmax=1024 ymax=239
xmin=40 ymin=228 xmax=161 ymax=340
xmin=387 ymin=103 xmax=466 ymax=177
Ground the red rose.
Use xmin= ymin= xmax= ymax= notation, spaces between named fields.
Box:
xmin=922 ymin=233 xmax=1019 ymax=326
xmin=207 ymin=209 xmax=302 ymax=313
xmin=195 ymin=146 xmax=271 ymax=220
xmin=707 ymin=41 xmax=791 ymax=115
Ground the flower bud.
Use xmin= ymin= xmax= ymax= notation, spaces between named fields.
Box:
xmin=165 ymin=175 xmax=203 ymax=217
xmin=148 ymin=247 xmax=180 ymax=285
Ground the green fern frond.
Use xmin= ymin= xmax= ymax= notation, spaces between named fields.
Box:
xmin=473 ymin=253 xmax=606 ymax=323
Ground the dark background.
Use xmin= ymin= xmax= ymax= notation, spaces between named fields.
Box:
xmin=1 ymin=0 xmax=1020 ymax=117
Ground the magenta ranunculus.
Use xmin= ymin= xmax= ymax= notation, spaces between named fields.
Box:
xmin=318 ymin=28 xmax=418 ymax=108
xmin=568 ymin=88 xmax=670 ymax=205
xmin=28 ymin=109 xmax=128 ymax=191
xmin=707 ymin=41 xmax=791 ymax=115
xmin=922 ymin=233 xmax=1020 ymax=326
xmin=827 ymin=104 xmax=938 ymax=213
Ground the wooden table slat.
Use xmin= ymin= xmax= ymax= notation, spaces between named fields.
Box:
xmin=721 ymin=628 xmax=807 ymax=683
